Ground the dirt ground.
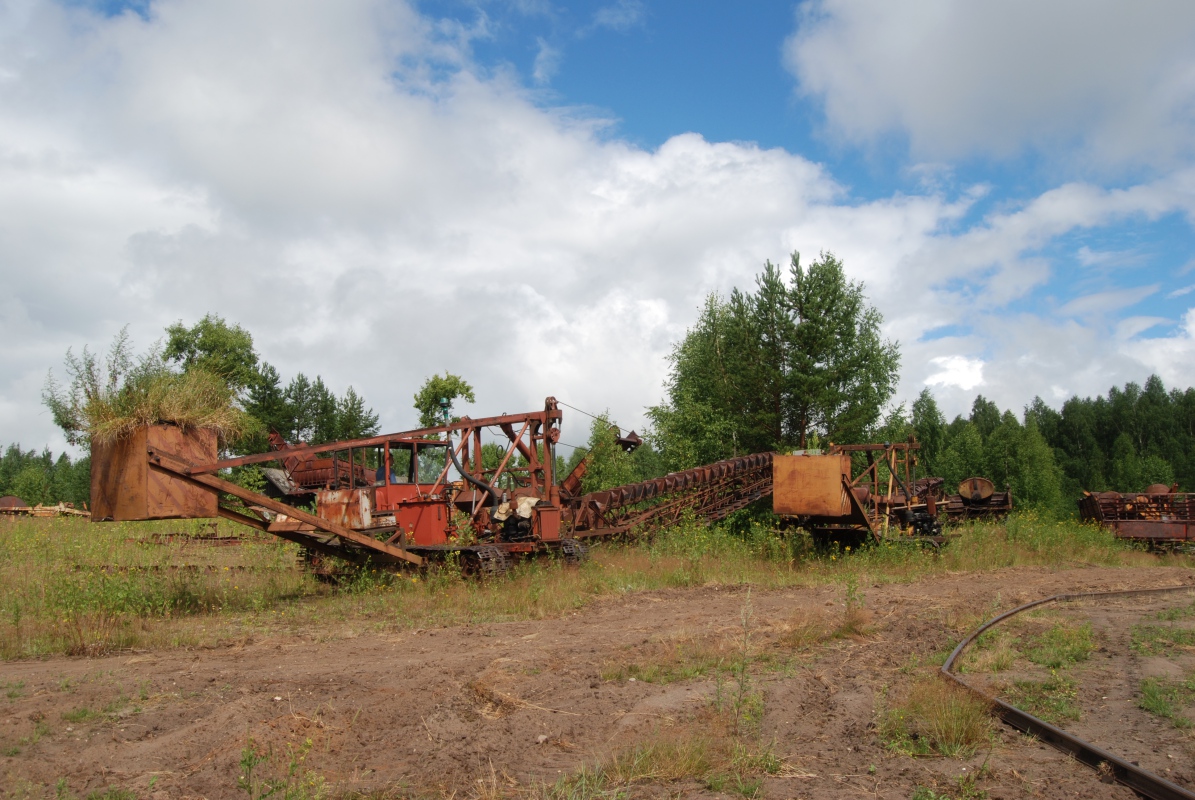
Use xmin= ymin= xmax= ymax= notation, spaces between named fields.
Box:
xmin=1 ymin=565 xmax=1192 ymax=800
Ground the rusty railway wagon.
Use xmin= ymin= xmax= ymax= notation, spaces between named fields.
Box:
xmin=1079 ymin=485 xmax=1195 ymax=546
xmin=90 ymin=398 xmax=773 ymax=574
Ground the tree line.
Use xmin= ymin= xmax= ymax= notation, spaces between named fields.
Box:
xmin=0 ymin=444 xmax=90 ymax=507
xmin=584 ymin=251 xmax=1194 ymax=515
xmin=162 ymin=315 xmax=381 ymax=451
xmin=18 ymin=259 xmax=1195 ymax=515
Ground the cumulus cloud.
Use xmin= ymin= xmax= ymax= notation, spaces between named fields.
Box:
xmin=1 ymin=0 xmax=1194 ymax=458
xmin=925 ymin=355 xmax=984 ymax=392
xmin=786 ymin=0 xmax=1195 ymax=170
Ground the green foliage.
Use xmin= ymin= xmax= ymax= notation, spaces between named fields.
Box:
xmin=937 ymin=423 xmax=985 ymax=489
xmin=413 ymin=373 xmax=475 ymax=429
xmin=1029 ymin=375 xmax=1194 ymax=494
xmin=1003 ymin=675 xmax=1080 ymax=724
xmin=0 ymin=446 xmax=89 ymax=507
xmin=0 ymin=508 xmax=1161 ymax=661
xmin=43 ymin=328 xmax=254 ymax=447
xmin=1024 ymin=623 xmax=1094 ymax=668
xmin=923 ymin=397 xmax=1064 ymax=512
xmin=580 ymin=414 xmax=638 ymax=493
xmin=165 ymin=314 xmax=259 ymax=394
xmin=51 ymin=318 xmax=382 ymax=458
xmin=1138 ymin=675 xmax=1195 ymax=728
xmin=648 ymin=252 xmax=899 ymax=470
xmin=878 ymin=680 xmax=992 ymax=758
xmin=1131 ymin=624 xmax=1195 ymax=656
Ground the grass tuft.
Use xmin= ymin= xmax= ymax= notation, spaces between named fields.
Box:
xmin=1138 ymin=675 xmax=1195 ymax=729
xmin=1025 ymin=622 xmax=1095 ymax=669
xmin=879 ymin=680 xmax=993 ymax=758
xmin=1131 ymin=624 xmax=1195 ymax=656
xmin=1003 ymin=675 xmax=1080 ymax=724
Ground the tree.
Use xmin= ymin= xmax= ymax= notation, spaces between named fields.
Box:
xmin=1012 ymin=418 xmax=1064 ymax=510
xmin=413 ymin=373 xmax=476 ymax=428
xmin=337 ymin=387 xmax=380 ymax=441
xmin=580 ymin=415 xmax=638 ymax=493
xmin=911 ymin=389 xmax=946 ymax=474
xmin=936 ymin=422 xmax=985 ymax=489
xmin=164 ymin=314 xmax=259 ymax=394
xmin=240 ymin=363 xmax=288 ymax=451
xmin=284 ymin=374 xmax=317 ymax=442
xmin=310 ymin=377 xmax=340 ymax=444
xmin=785 ymin=252 xmax=900 ymax=447
xmin=969 ymin=396 xmax=1001 ymax=440
xmin=649 ymin=251 xmax=900 ymax=464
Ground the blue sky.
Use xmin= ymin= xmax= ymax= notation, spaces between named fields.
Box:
xmin=2 ymin=0 xmax=1194 ymax=449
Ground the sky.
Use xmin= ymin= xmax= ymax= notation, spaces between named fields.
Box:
xmin=2 ymin=0 xmax=1194 ymax=453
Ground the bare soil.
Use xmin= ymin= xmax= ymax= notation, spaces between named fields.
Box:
xmin=1 ymin=565 xmax=1191 ymax=800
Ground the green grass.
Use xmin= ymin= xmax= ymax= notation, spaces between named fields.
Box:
xmin=0 ymin=511 xmax=1175 ymax=660
xmin=1138 ymin=675 xmax=1195 ymax=728
xmin=1130 ymin=624 xmax=1195 ymax=656
xmin=1154 ymin=600 xmax=1195 ymax=621
xmin=1025 ymin=622 xmax=1095 ymax=669
xmin=536 ymin=725 xmax=782 ymax=800
xmin=878 ymin=680 xmax=993 ymax=758
xmin=958 ymin=629 xmax=1018 ymax=674
xmin=1003 ymin=676 xmax=1080 ymax=724
xmin=62 ymin=707 xmax=101 ymax=724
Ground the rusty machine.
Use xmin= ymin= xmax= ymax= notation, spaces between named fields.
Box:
xmin=913 ymin=476 xmax=1013 ymax=522
xmin=90 ymin=397 xmax=774 ymax=573
xmin=1079 ymin=484 xmax=1195 ymax=546
xmin=772 ymin=439 xmax=945 ymax=545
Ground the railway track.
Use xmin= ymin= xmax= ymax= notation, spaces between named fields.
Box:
xmin=942 ymin=585 xmax=1195 ymax=800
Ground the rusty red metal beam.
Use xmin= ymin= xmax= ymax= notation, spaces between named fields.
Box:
xmin=190 ymin=402 xmax=563 ymax=474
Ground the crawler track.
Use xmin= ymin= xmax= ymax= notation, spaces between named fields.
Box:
xmin=942 ymin=585 xmax=1195 ymax=800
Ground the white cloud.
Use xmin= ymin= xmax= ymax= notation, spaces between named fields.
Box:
xmin=585 ymin=0 xmax=644 ymax=35
xmin=1076 ymin=245 xmax=1146 ymax=268
xmin=1059 ymin=285 xmax=1158 ymax=317
xmin=925 ymin=356 xmax=984 ymax=391
xmin=1122 ymin=309 xmax=1195 ymax=390
xmin=785 ymin=0 xmax=1195 ymax=170
xmin=1 ymin=0 xmax=1194 ymax=460
xmin=532 ymin=37 xmax=560 ymax=84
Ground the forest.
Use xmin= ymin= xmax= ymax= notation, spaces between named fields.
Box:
xmin=8 ymin=254 xmax=1193 ymax=516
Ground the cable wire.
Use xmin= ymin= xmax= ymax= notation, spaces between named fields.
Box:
xmin=557 ymin=400 xmax=625 ymax=434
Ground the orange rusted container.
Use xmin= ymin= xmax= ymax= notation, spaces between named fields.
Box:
xmin=772 ymin=454 xmax=852 ymax=517
xmin=90 ymin=425 xmax=218 ymax=521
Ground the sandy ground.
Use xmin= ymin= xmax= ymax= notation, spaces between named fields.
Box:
xmin=1 ymin=565 xmax=1192 ymax=800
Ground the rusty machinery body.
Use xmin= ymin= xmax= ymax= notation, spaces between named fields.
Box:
xmin=772 ymin=439 xmax=946 ymax=544
xmin=769 ymin=440 xmax=1010 ymax=544
xmin=90 ymin=397 xmax=775 ymax=571
xmin=90 ymin=396 xmax=1017 ymax=567
xmin=1080 ymin=484 xmax=1195 ymax=546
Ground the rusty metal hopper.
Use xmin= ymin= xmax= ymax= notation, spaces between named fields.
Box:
xmin=772 ymin=454 xmax=852 ymax=517
xmin=90 ymin=425 xmax=219 ymax=521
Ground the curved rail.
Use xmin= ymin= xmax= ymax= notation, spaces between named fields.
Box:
xmin=941 ymin=585 xmax=1195 ymax=800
